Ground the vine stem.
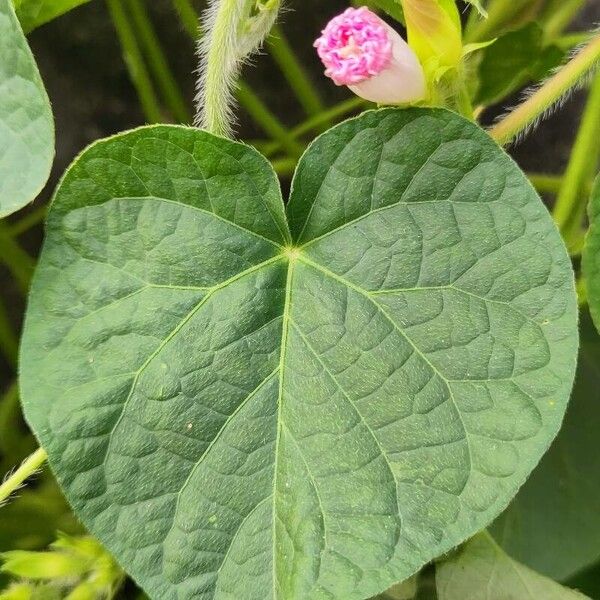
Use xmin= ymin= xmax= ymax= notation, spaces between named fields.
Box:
xmin=0 ymin=448 xmax=47 ymax=505
xmin=553 ymin=71 xmax=600 ymax=248
xmin=488 ymin=34 xmax=600 ymax=146
xmin=196 ymin=0 xmax=246 ymax=137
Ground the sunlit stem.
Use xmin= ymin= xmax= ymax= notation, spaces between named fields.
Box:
xmin=553 ymin=71 xmax=600 ymax=248
xmin=528 ymin=173 xmax=563 ymax=195
xmin=488 ymin=34 xmax=600 ymax=146
xmin=0 ymin=448 xmax=47 ymax=505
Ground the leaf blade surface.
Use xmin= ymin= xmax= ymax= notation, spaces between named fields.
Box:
xmin=21 ymin=109 xmax=578 ymax=599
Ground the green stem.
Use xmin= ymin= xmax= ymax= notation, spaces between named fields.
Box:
xmin=267 ymin=25 xmax=326 ymax=120
xmin=262 ymin=97 xmax=368 ymax=157
xmin=0 ymin=448 xmax=47 ymax=505
xmin=127 ymin=0 xmax=192 ymax=123
xmin=105 ymin=0 xmax=163 ymax=123
xmin=489 ymin=34 xmax=600 ymax=146
xmin=0 ymin=382 xmax=22 ymax=455
xmin=528 ymin=173 xmax=564 ymax=195
xmin=0 ymin=295 xmax=17 ymax=368
xmin=8 ymin=205 xmax=47 ymax=236
xmin=171 ymin=0 xmax=201 ymax=38
xmin=542 ymin=0 xmax=586 ymax=41
xmin=0 ymin=223 xmax=35 ymax=294
xmin=236 ymin=82 xmax=303 ymax=158
xmin=271 ymin=157 xmax=297 ymax=177
xmin=553 ymin=72 xmax=600 ymax=247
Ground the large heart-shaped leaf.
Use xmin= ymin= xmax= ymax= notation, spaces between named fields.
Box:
xmin=20 ymin=108 xmax=578 ymax=599
xmin=0 ymin=0 xmax=53 ymax=217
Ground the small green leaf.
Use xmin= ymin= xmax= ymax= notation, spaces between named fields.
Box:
xmin=12 ymin=0 xmax=90 ymax=33
xmin=0 ymin=0 xmax=53 ymax=217
xmin=20 ymin=109 xmax=578 ymax=599
xmin=436 ymin=532 xmax=589 ymax=599
xmin=1 ymin=551 xmax=88 ymax=580
xmin=491 ymin=313 xmax=600 ymax=579
xmin=583 ymin=176 xmax=600 ymax=334
xmin=373 ymin=577 xmax=417 ymax=599
xmin=365 ymin=0 xmax=405 ymax=24
xmin=465 ymin=0 xmax=487 ymax=18
xmin=475 ymin=23 xmax=565 ymax=106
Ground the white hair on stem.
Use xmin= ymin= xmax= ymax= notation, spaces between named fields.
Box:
xmin=489 ymin=30 xmax=600 ymax=146
xmin=195 ymin=0 xmax=281 ymax=138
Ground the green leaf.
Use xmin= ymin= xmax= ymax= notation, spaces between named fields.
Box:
xmin=465 ymin=0 xmax=487 ymax=17
xmin=436 ymin=532 xmax=589 ymax=599
xmin=475 ymin=23 xmax=565 ymax=106
xmin=583 ymin=176 xmax=600 ymax=334
xmin=365 ymin=0 xmax=405 ymax=24
xmin=0 ymin=0 xmax=53 ymax=217
xmin=373 ymin=577 xmax=417 ymax=599
xmin=20 ymin=109 xmax=578 ymax=599
xmin=11 ymin=0 xmax=90 ymax=33
xmin=491 ymin=310 xmax=600 ymax=580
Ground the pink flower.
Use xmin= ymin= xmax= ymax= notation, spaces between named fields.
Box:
xmin=314 ymin=7 xmax=426 ymax=104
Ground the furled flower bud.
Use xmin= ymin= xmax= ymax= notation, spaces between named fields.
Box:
xmin=400 ymin=0 xmax=463 ymax=81
xmin=314 ymin=7 xmax=426 ymax=104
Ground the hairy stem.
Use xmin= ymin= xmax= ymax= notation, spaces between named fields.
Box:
xmin=0 ymin=448 xmax=47 ymax=505
xmin=128 ymin=0 xmax=192 ymax=123
xmin=195 ymin=0 xmax=249 ymax=136
xmin=553 ymin=72 xmax=600 ymax=247
xmin=488 ymin=34 xmax=600 ymax=146
xmin=105 ymin=0 xmax=163 ymax=123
